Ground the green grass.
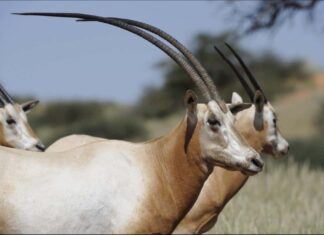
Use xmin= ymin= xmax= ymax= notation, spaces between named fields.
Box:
xmin=208 ymin=160 xmax=324 ymax=234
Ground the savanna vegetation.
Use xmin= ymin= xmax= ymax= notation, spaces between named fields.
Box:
xmin=209 ymin=160 xmax=324 ymax=234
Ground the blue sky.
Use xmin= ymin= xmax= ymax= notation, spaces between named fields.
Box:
xmin=0 ymin=1 xmax=323 ymax=104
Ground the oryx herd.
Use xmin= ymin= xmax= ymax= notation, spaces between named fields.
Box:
xmin=0 ymin=12 xmax=289 ymax=234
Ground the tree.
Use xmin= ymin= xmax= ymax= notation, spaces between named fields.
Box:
xmin=225 ymin=0 xmax=321 ymax=35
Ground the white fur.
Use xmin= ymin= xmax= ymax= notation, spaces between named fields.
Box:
xmin=263 ymin=104 xmax=289 ymax=156
xmin=231 ymin=92 xmax=243 ymax=104
xmin=264 ymin=107 xmax=277 ymax=143
xmin=202 ymin=101 xmax=259 ymax=172
xmin=0 ymin=142 xmax=147 ymax=234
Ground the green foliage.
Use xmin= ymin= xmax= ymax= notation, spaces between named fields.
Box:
xmin=283 ymin=102 xmax=324 ymax=169
xmin=288 ymin=136 xmax=324 ymax=169
xmin=30 ymin=102 xmax=107 ymax=126
xmin=316 ymin=101 xmax=324 ymax=131
xmin=27 ymin=101 xmax=147 ymax=146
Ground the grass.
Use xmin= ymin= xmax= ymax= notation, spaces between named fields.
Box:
xmin=208 ymin=159 xmax=324 ymax=234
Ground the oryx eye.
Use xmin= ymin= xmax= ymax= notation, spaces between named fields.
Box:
xmin=273 ymin=118 xmax=277 ymax=125
xmin=6 ymin=118 xmax=16 ymax=125
xmin=207 ymin=117 xmax=221 ymax=127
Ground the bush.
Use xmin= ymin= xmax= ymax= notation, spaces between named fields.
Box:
xmin=315 ymin=102 xmax=324 ymax=132
xmin=286 ymin=136 xmax=324 ymax=169
xmin=27 ymin=101 xmax=147 ymax=146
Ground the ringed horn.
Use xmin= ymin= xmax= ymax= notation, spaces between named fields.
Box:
xmin=214 ymin=43 xmax=268 ymax=103
xmin=0 ymin=83 xmax=15 ymax=104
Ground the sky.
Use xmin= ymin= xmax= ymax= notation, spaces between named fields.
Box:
xmin=1 ymin=1 xmax=324 ymax=104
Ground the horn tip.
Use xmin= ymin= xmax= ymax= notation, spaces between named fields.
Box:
xmin=12 ymin=12 xmax=33 ymax=15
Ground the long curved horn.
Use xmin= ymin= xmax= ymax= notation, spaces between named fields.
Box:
xmin=214 ymin=45 xmax=254 ymax=102
xmin=0 ymin=84 xmax=14 ymax=103
xmin=80 ymin=17 xmax=222 ymax=103
xmin=225 ymin=43 xmax=267 ymax=102
xmin=14 ymin=12 xmax=212 ymax=102
xmin=0 ymin=96 xmax=5 ymax=107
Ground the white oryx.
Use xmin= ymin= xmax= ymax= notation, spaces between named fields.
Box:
xmin=0 ymin=84 xmax=44 ymax=151
xmin=0 ymin=13 xmax=263 ymax=234
xmin=173 ymin=44 xmax=290 ymax=234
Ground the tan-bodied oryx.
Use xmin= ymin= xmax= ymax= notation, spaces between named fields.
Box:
xmin=0 ymin=84 xmax=44 ymax=151
xmin=0 ymin=13 xmax=263 ymax=234
xmin=173 ymin=44 xmax=290 ymax=234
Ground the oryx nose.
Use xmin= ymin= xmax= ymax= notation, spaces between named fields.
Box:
xmin=36 ymin=143 xmax=46 ymax=152
xmin=280 ymin=145 xmax=289 ymax=156
xmin=250 ymin=156 xmax=264 ymax=170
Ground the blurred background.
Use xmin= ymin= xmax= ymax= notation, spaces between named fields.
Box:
xmin=1 ymin=1 xmax=324 ymax=233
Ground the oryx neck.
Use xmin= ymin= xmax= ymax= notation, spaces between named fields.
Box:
xmin=145 ymin=116 xmax=212 ymax=232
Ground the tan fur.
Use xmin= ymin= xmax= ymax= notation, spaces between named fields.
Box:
xmin=0 ymin=124 xmax=10 ymax=147
xmin=120 ymin=118 xmax=211 ymax=233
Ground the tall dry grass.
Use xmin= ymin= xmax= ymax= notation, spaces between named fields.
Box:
xmin=208 ymin=159 xmax=324 ymax=234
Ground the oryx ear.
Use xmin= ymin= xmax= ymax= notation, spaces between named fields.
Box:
xmin=229 ymin=103 xmax=252 ymax=115
xmin=21 ymin=100 xmax=39 ymax=113
xmin=184 ymin=90 xmax=198 ymax=113
xmin=253 ymin=90 xmax=265 ymax=131
xmin=184 ymin=90 xmax=198 ymax=153
xmin=254 ymin=90 xmax=265 ymax=113
xmin=231 ymin=92 xmax=243 ymax=104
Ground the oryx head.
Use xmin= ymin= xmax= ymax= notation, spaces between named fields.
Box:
xmin=15 ymin=12 xmax=264 ymax=175
xmin=0 ymin=84 xmax=45 ymax=152
xmin=215 ymin=43 xmax=289 ymax=158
